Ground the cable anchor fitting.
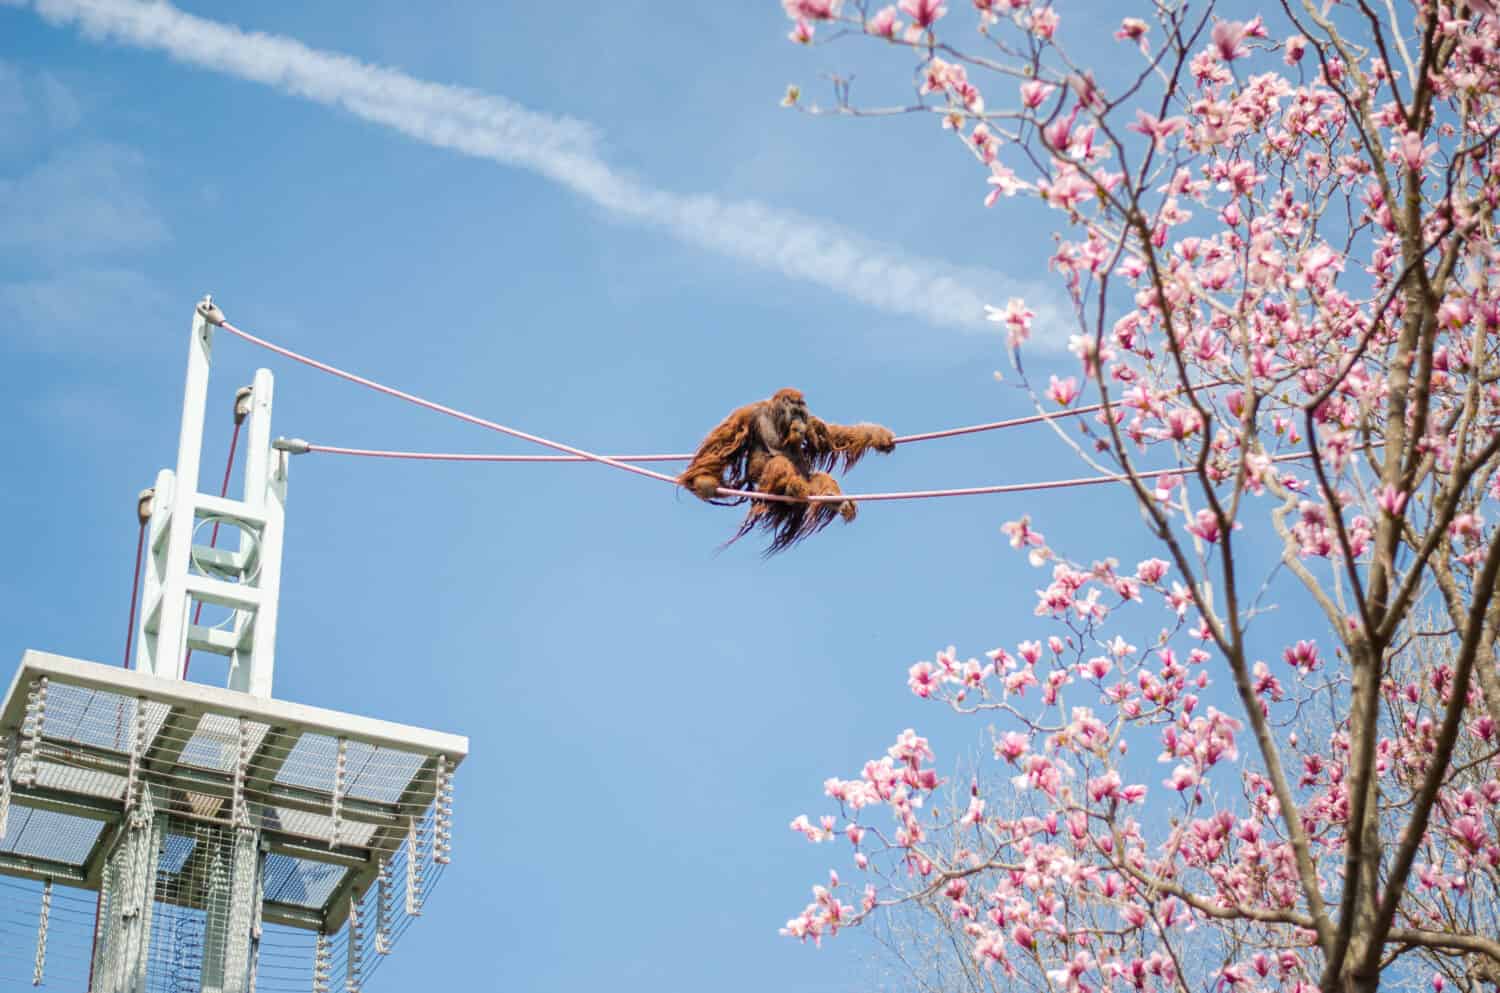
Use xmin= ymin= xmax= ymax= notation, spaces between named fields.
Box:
xmin=196 ymin=294 xmax=226 ymax=326
xmin=273 ymin=437 xmax=310 ymax=455
xmin=234 ymin=385 xmax=254 ymax=424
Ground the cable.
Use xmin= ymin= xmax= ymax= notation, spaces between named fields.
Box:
xmin=217 ymin=319 xmax=684 ymax=487
xmin=300 ymin=445 xmax=1311 ymax=500
xmin=891 ymin=399 xmax=1126 ymax=445
xmin=303 ymin=444 xmax=689 ymax=464
xmin=105 ymin=487 xmax=155 ymax=986
xmin=85 ymin=888 xmax=103 ymax=993
xmin=214 ymin=315 xmax=1254 ymax=504
xmin=123 ymin=490 xmax=152 ymax=668
xmin=182 ymin=389 xmax=249 ymax=681
xmin=294 ymin=402 xmax=1127 ymax=465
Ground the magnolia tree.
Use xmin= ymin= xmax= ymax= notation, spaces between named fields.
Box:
xmin=772 ymin=2 xmax=1500 ymax=992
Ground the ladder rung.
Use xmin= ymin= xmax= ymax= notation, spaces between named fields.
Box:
xmin=184 ymin=574 xmax=262 ymax=611
xmin=194 ymin=494 xmax=266 ymax=530
xmin=186 ymin=625 xmax=238 ymax=656
xmin=190 ymin=545 xmax=252 ymax=576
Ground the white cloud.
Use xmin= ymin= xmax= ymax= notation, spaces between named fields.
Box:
xmin=0 ymin=60 xmax=34 ymax=148
xmin=0 ymin=266 xmax=169 ymax=349
xmin=0 ymin=58 xmax=83 ymax=152
xmin=0 ymin=61 xmax=170 ymax=352
xmin=0 ymin=60 xmax=22 ymax=106
xmin=36 ymin=70 xmax=80 ymax=130
xmin=0 ymin=141 xmax=167 ymax=256
xmin=23 ymin=0 xmax=1062 ymax=337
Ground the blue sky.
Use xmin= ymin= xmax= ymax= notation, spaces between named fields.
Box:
xmin=0 ymin=3 xmax=1206 ymax=991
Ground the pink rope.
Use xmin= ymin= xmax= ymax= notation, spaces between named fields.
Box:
xmin=216 ymin=318 xmax=1267 ymax=504
xmin=297 ymin=381 xmax=1233 ymax=465
xmin=298 ymin=403 xmax=1112 ymax=466
xmin=309 ymin=440 xmax=1310 ymax=502
xmin=770 ymin=453 xmax=1309 ymax=503
xmin=306 ymin=443 xmax=689 ymax=463
xmin=123 ymin=517 xmax=146 ymax=668
xmin=218 ymin=321 xmax=683 ymax=486
xmin=892 ymin=400 xmax=1113 ymax=445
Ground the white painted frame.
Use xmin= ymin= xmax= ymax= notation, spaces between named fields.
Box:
xmin=136 ymin=299 xmax=288 ymax=698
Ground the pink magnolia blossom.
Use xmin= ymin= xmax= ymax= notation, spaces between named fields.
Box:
xmin=1047 ymin=375 xmax=1080 ymax=406
xmin=1450 ymin=512 xmax=1485 ymax=541
xmin=1029 ymin=6 xmax=1058 ymax=40
xmin=1394 ymin=131 xmax=1436 ymax=172
xmin=907 ymin=661 xmax=939 ymax=698
xmin=984 ymin=162 xmax=1026 ymax=205
xmin=1114 ymin=18 xmax=1148 ymax=45
xmin=1128 ymin=109 xmax=1185 ymax=149
xmin=1283 ymin=640 xmax=1321 ymax=672
xmin=867 ymin=5 xmax=900 ymax=37
xmin=898 ymin=0 xmax=946 ymax=29
xmin=790 ymin=814 xmax=835 ymax=843
xmin=1019 ymin=79 xmax=1055 ymax=109
xmin=1001 ymin=515 xmax=1046 ymax=552
xmin=775 ymin=4 xmax=1500 ymax=986
xmin=1211 ymin=20 xmax=1249 ymax=61
xmin=1377 ymin=484 xmax=1408 ymax=517
xmin=1186 ymin=508 xmax=1222 ymax=543
xmin=1450 ymin=815 xmax=1487 ymax=851
xmin=985 ymin=297 xmax=1035 ymax=348
xmin=783 ymin=0 xmax=841 ymax=18
xmin=996 ymin=731 xmax=1028 ymax=762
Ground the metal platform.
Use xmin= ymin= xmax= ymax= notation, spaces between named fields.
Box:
xmin=0 ymin=650 xmax=466 ymax=991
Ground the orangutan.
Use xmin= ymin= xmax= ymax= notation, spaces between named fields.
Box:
xmin=679 ymin=388 xmax=895 ymax=553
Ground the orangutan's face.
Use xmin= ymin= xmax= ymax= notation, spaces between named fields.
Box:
xmin=777 ymin=392 xmax=810 ymax=445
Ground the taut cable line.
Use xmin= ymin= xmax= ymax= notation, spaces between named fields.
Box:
xmin=215 ymin=315 xmax=1262 ymax=505
xmin=217 ymin=319 xmax=686 ymax=486
xmin=301 ymin=444 xmax=692 ymax=464
xmin=287 ymin=400 xmax=1126 ymax=466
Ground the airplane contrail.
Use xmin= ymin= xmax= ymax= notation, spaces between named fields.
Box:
xmin=21 ymin=0 xmax=1060 ymax=336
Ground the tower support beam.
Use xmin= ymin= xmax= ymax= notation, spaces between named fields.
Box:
xmin=137 ymin=298 xmax=288 ymax=698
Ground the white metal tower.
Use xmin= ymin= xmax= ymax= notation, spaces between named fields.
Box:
xmin=137 ymin=297 xmax=287 ymax=698
xmin=0 ymin=298 xmax=467 ymax=993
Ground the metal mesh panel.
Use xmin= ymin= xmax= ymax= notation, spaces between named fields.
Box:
xmin=178 ymin=714 xmax=271 ymax=774
xmin=144 ymin=903 xmax=206 ymax=993
xmin=62 ymin=800 xmax=450 ymax=992
xmin=0 ymin=799 xmax=450 ymax=993
xmin=33 ymin=761 xmax=129 ymax=802
xmin=344 ymin=745 xmax=428 ymax=805
xmin=266 ymin=806 xmax=379 ymax=848
xmin=261 ymin=853 xmax=348 ymax=909
xmin=0 ymin=652 xmax=465 ymax=992
xmin=142 ymin=821 xmax=237 ymax=993
xmin=0 ymin=806 xmax=104 ymax=865
xmin=321 ymin=803 xmax=448 ymax=993
xmin=208 ymin=804 xmax=450 ymax=992
xmin=273 ymin=735 xmax=427 ymax=804
xmin=39 ymin=683 xmax=170 ymax=754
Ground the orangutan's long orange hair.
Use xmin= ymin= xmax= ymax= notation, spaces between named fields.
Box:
xmin=679 ymin=388 xmax=895 ymax=554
